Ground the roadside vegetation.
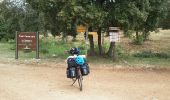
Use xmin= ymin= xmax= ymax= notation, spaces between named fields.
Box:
xmin=0 ymin=0 xmax=170 ymax=68
xmin=0 ymin=30 xmax=169 ymax=68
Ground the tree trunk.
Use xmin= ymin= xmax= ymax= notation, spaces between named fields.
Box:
xmin=136 ymin=31 xmax=139 ymax=42
xmin=88 ymin=34 xmax=95 ymax=56
xmin=142 ymin=30 xmax=150 ymax=41
xmin=43 ymin=29 xmax=48 ymax=37
xmin=123 ymin=29 xmax=129 ymax=37
xmin=112 ymin=42 xmax=116 ymax=61
xmin=51 ymin=15 xmax=56 ymax=36
xmin=123 ymin=23 xmax=129 ymax=37
xmin=97 ymin=27 xmax=104 ymax=55
xmin=62 ymin=32 xmax=67 ymax=43
xmin=106 ymin=42 xmax=116 ymax=61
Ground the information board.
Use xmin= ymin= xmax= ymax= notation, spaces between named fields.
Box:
xmin=17 ymin=32 xmax=37 ymax=51
xmin=15 ymin=32 xmax=39 ymax=59
xmin=109 ymin=32 xmax=119 ymax=42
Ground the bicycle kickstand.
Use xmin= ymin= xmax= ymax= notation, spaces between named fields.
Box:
xmin=72 ymin=78 xmax=77 ymax=86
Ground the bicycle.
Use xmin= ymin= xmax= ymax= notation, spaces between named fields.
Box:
xmin=71 ymin=65 xmax=83 ymax=91
xmin=66 ymin=48 xmax=89 ymax=91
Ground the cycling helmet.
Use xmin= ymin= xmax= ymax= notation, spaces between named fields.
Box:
xmin=69 ymin=47 xmax=80 ymax=55
xmin=75 ymin=55 xmax=84 ymax=65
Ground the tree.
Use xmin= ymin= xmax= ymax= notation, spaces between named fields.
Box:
xmin=143 ymin=0 xmax=168 ymax=40
xmin=26 ymin=0 xmax=67 ymax=37
xmin=66 ymin=0 xmax=106 ymax=55
xmin=20 ymin=2 xmax=40 ymax=32
xmin=60 ymin=0 xmax=85 ymax=40
xmin=75 ymin=0 xmax=108 ymax=56
xmin=0 ymin=0 xmax=22 ymax=40
xmin=105 ymin=0 xmax=168 ymax=44
xmin=159 ymin=0 xmax=170 ymax=29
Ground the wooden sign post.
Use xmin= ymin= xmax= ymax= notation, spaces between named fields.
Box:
xmin=109 ymin=27 xmax=120 ymax=61
xmin=109 ymin=27 xmax=120 ymax=42
xmin=15 ymin=32 xmax=39 ymax=59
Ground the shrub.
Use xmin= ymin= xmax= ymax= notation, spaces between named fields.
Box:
xmin=116 ymin=45 xmax=129 ymax=59
xmin=132 ymin=35 xmax=144 ymax=45
xmin=134 ymin=50 xmax=170 ymax=59
xmin=8 ymin=39 xmax=15 ymax=44
xmin=40 ymin=48 xmax=49 ymax=54
xmin=155 ymin=52 xmax=169 ymax=59
xmin=0 ymin=38 xmax=7 ymax=43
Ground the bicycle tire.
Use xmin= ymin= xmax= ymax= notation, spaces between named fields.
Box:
xmin=78 ymin=75 xmax=83 ymax=91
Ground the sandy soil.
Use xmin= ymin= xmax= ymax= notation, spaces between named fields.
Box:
xmin=0 ymin=62 xmax=170 ymax=100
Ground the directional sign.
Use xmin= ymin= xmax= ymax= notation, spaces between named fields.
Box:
xmin=88 ymin=32 xmax=97 ymax=35
xmin=77 ymin=25 xmax=86 ymax=33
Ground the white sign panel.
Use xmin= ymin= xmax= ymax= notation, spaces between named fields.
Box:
xmin=109 ymin=32 xmax=119 ymax=42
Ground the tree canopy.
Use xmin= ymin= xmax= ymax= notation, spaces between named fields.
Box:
xmin=0 ymin=0 xmax=169 ymax=55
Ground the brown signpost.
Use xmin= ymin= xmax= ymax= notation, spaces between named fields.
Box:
xmin=15 ymin=32 xmax=39 ymax=59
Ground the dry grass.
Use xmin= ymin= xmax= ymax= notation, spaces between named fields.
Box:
xmin=119 ymin=30 xmax=170 ymax=54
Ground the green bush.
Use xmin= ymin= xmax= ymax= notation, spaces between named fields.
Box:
xmin=103 ymin=43 xmax=110 ymax=53
xmin=40 ymin=48 xmax=49 ymax=54
xmin=155 ymin=52 xmax=169 ymax=59
xmin=116 ymin=45 xmax=129 ymax=59
xmin=8 ymin=39 xmax=15 ymax=44
xmin=39 ymin=38 xmax=74 ymax=58
xmin=134 ymin=51 xmax=170 ymax=59
xmin=0 ymin=38 xmax=7 ymax=43
xmin=78 ymin=45 xmax=87 ymax=55
xmin=10 ymin=44 xmax=15 ymax=50
xmin=132 ymin=35 xmax=144 ymax=45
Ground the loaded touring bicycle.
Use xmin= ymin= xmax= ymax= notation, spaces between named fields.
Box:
xmin=66 ymin=48 xmax=90 ymax=91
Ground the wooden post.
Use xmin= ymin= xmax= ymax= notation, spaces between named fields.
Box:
xmin=15 ymin=31 xmax=18 ymax=59
xmin=36 ymin=32 xmax=39 ymax=59
xmin=85 ymin=27 xmax=89 ymax=56
xmin=112 ymin=42 xmax=116 ymax=61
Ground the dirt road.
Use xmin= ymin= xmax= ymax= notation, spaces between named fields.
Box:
xmin=0 ymin=62 xmax=170 ymax=100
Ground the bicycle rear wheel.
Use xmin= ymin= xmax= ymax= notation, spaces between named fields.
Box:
xmin=78 ymin=75 xmax=83 ymax=91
